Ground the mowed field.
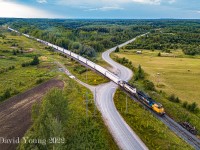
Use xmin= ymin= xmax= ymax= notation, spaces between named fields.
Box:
xmin=114 ymin=50 xmax=200 ymax=105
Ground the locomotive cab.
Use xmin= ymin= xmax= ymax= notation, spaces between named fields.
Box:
xmin=152 ymin=103 xmax=165 ymax=116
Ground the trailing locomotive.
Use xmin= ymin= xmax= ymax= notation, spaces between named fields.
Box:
xmin=8 ymin=27 xmax=165 ymax=116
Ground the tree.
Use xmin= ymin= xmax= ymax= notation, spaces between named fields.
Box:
xmin=3 ymin=89 xmax=11 ymax=99
xmin=20 ymin=88 xmax=68 ymax=149
xmin=30 ymin=56 xmax=39 ymax=65
xmin=134 ymin=65 xmax=145 ymax=80
xmin=13 ymin=50 xmax=17 ymax=55
xmin=143 ymin=80 xmax=155 ymax=91
xmin=115 ymin=47 xmax=120 ymax=52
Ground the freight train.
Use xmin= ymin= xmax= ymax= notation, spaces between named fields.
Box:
xmin=7 ymin=27 xmax=165 ymax=116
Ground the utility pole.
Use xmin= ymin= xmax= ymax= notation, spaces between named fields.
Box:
xmin=86 ymin=91 xmax=88 ymax=118
xmin=86 ymin=68 xmax=88 ymax=84
xmin=125 ymin=95 xmax=128 ymax=114
xmin=94 ymin=88 xmax=96 ymax=116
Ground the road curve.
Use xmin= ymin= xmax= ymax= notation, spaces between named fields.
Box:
xmin=95 ymin=36 xmax=148 ymax=150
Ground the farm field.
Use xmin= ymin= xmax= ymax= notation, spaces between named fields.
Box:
xmin=114 ymin=50 xmax=200 ymax=105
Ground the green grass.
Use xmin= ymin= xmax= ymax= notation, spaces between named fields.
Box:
xmin=114 ymin=49 xmax=200 ymax=106
xmin=0 ymin=31 xmax=59 ymax=102
xmin=0 ymin=30 xmax=108 ymax=102
xmin=114 ymin=89 xmax=193 ymax=150
xmin=112 ymin=49 xmax=200 ymax=137
xmin=0 ymin=30 xmax=118 ymax=149
xmin=52 ymin=53 xmax=109 ymax=85
xmin=18 ymin=75 xmax=118 ymax=150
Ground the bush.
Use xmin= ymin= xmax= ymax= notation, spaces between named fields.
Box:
xmin=134 ymin=65 xmax=145 ymax=80
xmin=36 ymin=78 xmax=45 ymax=84
xmin=187 ymin=102 xmax=198 ymax=113
xmin=158 ymin=52 xmax=161 ymax=56
xmin=13 ymin=50 xmax=17 ymax=55
xmin=21 ymin=62 xmax=30 ymax=67
xmin=74 ymin=65 xmax=87 ymax=74
xmin=30 ymin=56 xmax=40 ymax=65
xmin=182 ymin=101 xmax=199 ymax=113
xmin=182 ymin=101 xmax=188 ymax=108
xmin=3 ymin=89 xmax=11 ymax=99
xmin=115 ymin=47 xmax=120 ymax=52
xmin=143 ymin=80 xmax=156 ymax=91
xmin=168 ymin=94 xmax=180 ymax=103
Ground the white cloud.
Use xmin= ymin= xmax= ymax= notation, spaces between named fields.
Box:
xmin=87 ymin=6 xmax=124 ymax=11
xmin=56 ymin=0 xmax=175 ymax=6
xmin=168 ymin=0 xmax=176 ymax=4
xmin=0 ymin=1 xmax=61 ymax=18
xmin=37 ymin=0 xmax=47 ymax=4
xmin=131 ymin=0 xmax=161 ymax=5
xmin=196 ymin=11 xmax=200 ymax=14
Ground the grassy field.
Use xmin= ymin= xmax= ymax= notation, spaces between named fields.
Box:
xmin=114 ymin=89 xmax=193 ymax=150
xmin=114 ymin=49 xmax=200 ymax=105
xmin=0 ymin=30 xmax=59 ymax=102
xmin=52 ymin=53 xmax=109 ymax=85
xmin=0 ymin=29 xmax=108 ymax=102
xmin=18 ymin=75 xmax=118 ymax=150
xmin=112 ymin=49 xmax=200 ymax=138
xmin=0 ymin=29 xmax=117 ymax=149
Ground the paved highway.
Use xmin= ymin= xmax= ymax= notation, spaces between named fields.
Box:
xmin=95 ymin=36 xmax=148 ymax=150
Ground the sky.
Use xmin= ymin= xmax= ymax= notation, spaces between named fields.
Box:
xmin=0 ymin=0 xmax=200 ymax=19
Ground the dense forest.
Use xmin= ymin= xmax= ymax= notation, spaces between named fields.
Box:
xmin=1 ymin=19 xmax=200 ymax=56
xmin=0 ymin=19 xmax=197 ymax=58
xmin=8 ymin=19 xmax=152 ymax=59
xmin=125 ymin=22 xmax=200 ymax=55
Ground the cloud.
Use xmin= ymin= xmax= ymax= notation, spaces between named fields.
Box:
xmin=168 ymin=0 xmax=176 ymax=4
xmin=56 ymin=0 xmax=175 ymax=6
xmin=37 ymin=0 xmax=47 ymax=4
xmin=87 ymin=6 xmax=124 ymax=11
xmin=131 ymin=0 xmax=160 ymax=5
xmin=0 ymin=1 xmax=61 ymax=18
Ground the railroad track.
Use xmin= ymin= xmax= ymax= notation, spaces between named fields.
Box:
xmin=161 ymin=115 xmax=200 ymax=150
xmin=125 ymin=92 xmax=200 ymax=149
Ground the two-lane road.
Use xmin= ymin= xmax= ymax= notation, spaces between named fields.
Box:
xmin=95 ymin=36 xmax=148 ymax=150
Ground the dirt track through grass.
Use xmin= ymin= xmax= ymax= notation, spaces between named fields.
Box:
xmin=0 ymin=79 xmax=64 ymax=150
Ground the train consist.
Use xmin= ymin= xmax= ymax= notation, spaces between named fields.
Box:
xmin=7 ymin=27 xmax=165 ymax=116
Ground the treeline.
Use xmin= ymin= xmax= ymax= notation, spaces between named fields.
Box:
xmin=9 ymin=20 xmax=151 ymax=58
xmin=126 ymin=26 xmax=200 ymax=55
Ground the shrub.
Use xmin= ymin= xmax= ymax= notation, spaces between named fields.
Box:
xmin=115 ymin=47 xmax=120 ymax=52
xmin=168 ymin=94 xmax=180 ymax=103
xmin=74 ymin=66 xmax=87 ymax=74
xmin=143 ymin=80 xmax=156 ymax=91
xmin=3 ymin=89 xmax=11 ymax=99
xmin=21 ymin=62 xmax=30 ymax=67
xmin=134 ymin=65 xmax=145 ymax=80
xmin=182 ymin=101 xmax=188 ymax=108
xmin=30 ymin=56 xmax=40 ymax=65
xmin=13 ymin=50 xmax=17 ymax=55
xmin=36 ymin=78 xmax=44 ymax=84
